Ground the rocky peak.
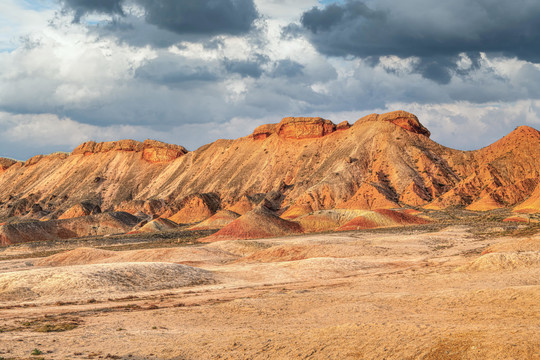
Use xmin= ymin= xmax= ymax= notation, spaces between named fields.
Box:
xmin=502 ymin=125 xmax=540 ymax=141
xmin=357 ymin=111 xmax=431 ymax=137
xmin=0 ymin=158 xmax=19 ymax=172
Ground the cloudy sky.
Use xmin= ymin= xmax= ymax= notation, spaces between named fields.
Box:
xmin=1 ymin=0 xmax=540 ymax=160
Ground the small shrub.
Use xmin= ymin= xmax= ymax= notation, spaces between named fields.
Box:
xmin=35 ymin=322 xmax=78 ymax=332
xmin=31 ymin=348 xmax=43 ymax=355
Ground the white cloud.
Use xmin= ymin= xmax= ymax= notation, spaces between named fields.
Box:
xmin=254 ymin=0 xmax=319 ymax=22
xmin=0 ymin=111 xmax=270 ymax=159
xmin=0 ymin=0 xmax=55 ymax=51
xmin=0 ymin=0 xmax=539 ymax=161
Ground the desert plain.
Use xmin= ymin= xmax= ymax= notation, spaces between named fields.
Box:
xmin=0 ymin=111 xmax=539 ymax=359
xmin=0 ymin=215 xmax=539 ymax=360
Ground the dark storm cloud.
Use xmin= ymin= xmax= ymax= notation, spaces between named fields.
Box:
xmin=135 ymin=0 xmax=259 ymax=36
xmin=135 ymin=58 xmax=219 ymax=84
xmin=61 ymin=0 xmax=124 ymax=22
xmin=62 ymin=0 xmax=259 ymax=37
xmin=224 ymin=59 xmax=265 ymax=78
xmin=297 ymin=0 xmax=540 ymax=83
xmin=94 ymin=15 xmax=186 ymax=48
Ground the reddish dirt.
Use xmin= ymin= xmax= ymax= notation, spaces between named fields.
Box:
xmin=374 ymin=209 xmax=431 ymax=225
xmin=337 ymin=216 xmax=379 ymax=231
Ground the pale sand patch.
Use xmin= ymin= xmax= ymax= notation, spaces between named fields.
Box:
xmin=0 ymin=262 xmax=214 ymax=302
xmin=34 ymin=246 xmax=237 ymax=267
xmin=458 ymin=251 xmax=540 ymax=271
xmin=482 ymin=235 xmax=540 ymax=254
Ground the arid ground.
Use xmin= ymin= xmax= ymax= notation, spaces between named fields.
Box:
xmin=0 ymin=221 xmax=539 ymax=360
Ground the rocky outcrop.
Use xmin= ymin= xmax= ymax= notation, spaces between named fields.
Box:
xmin=252 ymin=124 xmax=278 ymax=140
xmin=0 ymin=212 xmax=140 ymax=246
xmin=339 ymin=183 xmax=399 ymax=210
xmin=225 ymin=195 xmax=260 ymax=215
xmin=201 ymin=206 xmax=302 ymax=242
xmin=168 ymin=193 xmax=221 ymax=224
xmin=465 ymin=194 xmax=505 ymax=211
xmin=356 ymin=111 xmax=431 ymax=137
xmin=141 ymin=139 xmax=188 ymax=163
xmin=295 ymin=209 xmax=366 ymax=232
xmin=336 ymin=121 xmax=351 ymax=131
xmin=25 ymin=153 xmax=69 ymax=167
xmin=72 ymin=139 xmax=143 ymax=155
xmin=0 ymin=158 xmax=19 ymax=172
xmin=277 ymin=117 xmax=336 ymax=139
xmin=72 ymin=139 xmax=187 ymax=163
xmin=252 ymin=117 xmax=339 ymax=140
xmin=59 ymin=201 xmax=101 ymax=219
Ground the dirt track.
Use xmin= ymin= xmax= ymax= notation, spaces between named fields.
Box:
xmin=0 ymin=225 xmax=539 ymax=359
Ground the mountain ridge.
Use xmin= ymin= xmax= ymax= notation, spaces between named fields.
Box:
xmin=0 ymin=110 xmax=538 ymax=224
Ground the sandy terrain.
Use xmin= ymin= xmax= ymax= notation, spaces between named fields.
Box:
xmin=0 ymin=224 xmax=539 ymax=359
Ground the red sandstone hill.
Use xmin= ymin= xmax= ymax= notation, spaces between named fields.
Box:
xmin=514 ymin=182 xmax=540 ymax=213
xmin=0 ymin=111 xmax=538 ymax=233
xmin=200 ymin=206 xmax=303 ymax=242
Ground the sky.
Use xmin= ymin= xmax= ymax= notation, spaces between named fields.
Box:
xmin=1 ymin=0 xmax=540 ymax=160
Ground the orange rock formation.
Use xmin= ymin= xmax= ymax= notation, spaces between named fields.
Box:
xmin=0 ymin=112 xmax=538 ymax=237
xmin=201 ymin=206 xmax=302 ymax=242
xmin=0 ymin=212 xmax=139 ymax=246
xmin=72 ymin=139 xmax=187 ymax=163
xmin=59 ymin=202 xmax=101 ymax=219
xmin=514 ymin=182 xmax=540 ymax=213
xmin=168 ymin=193 xmax=220 ymax=224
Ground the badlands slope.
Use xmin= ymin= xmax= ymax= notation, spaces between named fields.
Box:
xmin=0 ymin=111 xmax=538 ymax=225
xmin=0 ymin=111 xmax=537 ymax=245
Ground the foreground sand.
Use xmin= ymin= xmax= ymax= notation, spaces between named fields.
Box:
xmin=1 ymin=225 xmax=539 ymax=359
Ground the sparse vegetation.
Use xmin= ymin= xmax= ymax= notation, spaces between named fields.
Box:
xmin=34 ymin=322 xmax=79 ymax=333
